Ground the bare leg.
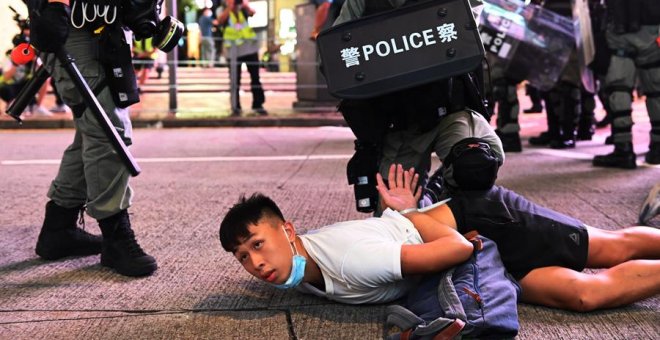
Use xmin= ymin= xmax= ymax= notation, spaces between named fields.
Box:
xmin=37 ymin=81 xmax=49 ymax=106
xmin=519 ymin=263 xmax=660 ymax=312
xmin=586 ymin=226 xmax=660 ymax=268
xmin=139 ymin=68 xmax=149 ymax=86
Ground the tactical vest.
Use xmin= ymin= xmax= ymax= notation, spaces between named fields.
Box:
xmin=223 ymin=10 xmax=257 ymax=46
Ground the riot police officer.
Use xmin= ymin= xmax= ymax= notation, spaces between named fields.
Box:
xmin=592 ymin=0 xmax=660 ymax=169
xmin=27 ymin=0 xmax=179 ymax=276
xmin=490 ymin=54 xmax=523 ymax=153
xmin=528 ymin=0 xmax=583 ymax=150
xmin=334 ymin=0 xmax=504 ymax=214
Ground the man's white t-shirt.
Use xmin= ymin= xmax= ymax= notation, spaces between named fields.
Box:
xmin=297 ymin=208 xmax=423 ymax=304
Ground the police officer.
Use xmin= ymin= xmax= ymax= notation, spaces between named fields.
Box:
xmin=334 ymin=0 xmax=504 ymax=214
xmin=592 ymin=0 xmax=660 ymax=169
xmin=28 ymin=0 xmax=160 ymax=276
xmin=489 ymin=54 xmax=523 ymax=153
xmin=528 ymin=0 xmax=583 ymax=150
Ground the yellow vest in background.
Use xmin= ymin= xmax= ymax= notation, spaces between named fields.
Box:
xmin=134 ymin=38 xmax=157 ymax=59
xmin=223 ymin=10 xmax=256 ymax=46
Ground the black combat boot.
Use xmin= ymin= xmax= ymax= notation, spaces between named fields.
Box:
xmin=530 ymin=92 xmax=560 ymax=146
xmin=646 ymin=142 xmax=660 ymax=165
xmin=551 ymin=85 xmax=579 ymax=149
xmin=496 ymin=130 xmax=522 ymax=152
xmin=549 ymin=127 xmax=576 ymax=149
xmin=35 ymin=201 xmax=102 ymax=260
xmin=577 ymin=90 xmax=596 ymax=141
xmin=98 ymin=210 xmax=157 ymax=277
xmin=529 ymin=131 xmax=552 ymax=146
xmin=549 ymin=137 xmax=576 ymax=149
xmin=593 ymin=143 xmax=637 ymax=169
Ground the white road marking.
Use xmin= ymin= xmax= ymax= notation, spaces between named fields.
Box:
xmin=1 ymin=154 xmax=353 ymax=166
xmin=530 ymin=149 xmax=595 ymax=160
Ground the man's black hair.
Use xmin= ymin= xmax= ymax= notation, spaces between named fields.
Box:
xmin=219 ymin=193 xmax=285 ymax=252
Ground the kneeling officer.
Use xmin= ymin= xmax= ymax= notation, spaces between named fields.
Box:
xmin=324 ymin=0 xmax=503 ymax=214
xmin=28 ymin=0 xmax=181 ymax=277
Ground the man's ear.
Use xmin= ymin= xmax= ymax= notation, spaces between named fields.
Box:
xmin=282 ymin=221 xmax=296 ymax=241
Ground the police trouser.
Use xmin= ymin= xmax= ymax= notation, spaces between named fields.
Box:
xmin=605 ymin=25 xmax=660 ymax=146
xmin=543 ymin=50 xmax=582 ymax=141
xmin=493 ymin=78 xmax=521 ymax=134
xmin=579 ymin=88 xmax=596 ymax=134
xmin=378 ymin=110 xmax=503 ymax=201
xmin=488 ymin=55 xmax=521 ymax=134
xmin=45 ymin=29 xmax=133 ymax=220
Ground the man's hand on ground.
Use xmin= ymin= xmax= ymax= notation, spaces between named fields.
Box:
xmin=376 ymin=163 xmax=421 ymax=212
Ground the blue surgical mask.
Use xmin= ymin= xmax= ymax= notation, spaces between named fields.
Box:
xmin=271 ymin=226 xmax=307 ymax=289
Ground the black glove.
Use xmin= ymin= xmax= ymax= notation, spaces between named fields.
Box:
xmin=29 ymin=1 xmax=71 ymax=53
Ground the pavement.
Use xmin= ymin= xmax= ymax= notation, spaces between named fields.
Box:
xmin=1 ymin=68 xmax=659 ymax=339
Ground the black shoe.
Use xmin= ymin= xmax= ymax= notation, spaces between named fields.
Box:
xmin=230 ymin=108 xmax=242 ymax=117
xmin=596 ymin=116 xmax=611 ymax=128
xmin=577 ymin=126 xmax=595 ymax=141
xmin=99 ymin=210 xmax=157 ymax=277
xmin=529 ymin=132 xmax=552 ymax=146
xmin=523 ymin=106 xmax=543 ymax=114
xmin=35 ymin=201 xmax=102 ymax=260
xmin=496 ymin=130 xmax=522 ymax=152
xmin=593 ymin=143 xmax=637 ymax=169
xmin=645 ymin=143 xmax=660 ymax=165
xmin=549 ymin=138 xmax=576 ymax=149
xmin=253 ymin=107 xmax=268 ymax=116
xmin=605 ymin=135 xmax=613 ymax=145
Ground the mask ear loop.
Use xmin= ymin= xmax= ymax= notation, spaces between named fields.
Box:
xmin=282 ymin=225 xmax=299 ymax=256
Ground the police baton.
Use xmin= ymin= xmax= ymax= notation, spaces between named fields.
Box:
xmin=5 ymin=48 xmax=141 ymax=177
xmin=55 ymin=48 xmax=141 ymax=176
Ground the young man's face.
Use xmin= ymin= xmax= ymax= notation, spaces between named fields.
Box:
xmin=232 ymin=220 xmax=295 ymax=285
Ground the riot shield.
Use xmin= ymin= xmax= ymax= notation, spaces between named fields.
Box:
xmin=572 ymin=0 xmax=596 ymax=93
xmin=316 ymin=0 xmax=484 ymax=99
xmin=479 ymin=0 xmax=575 ymax=91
